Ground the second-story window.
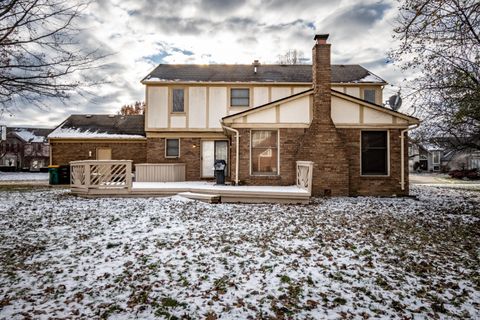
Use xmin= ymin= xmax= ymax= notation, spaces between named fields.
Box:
xmin=363 ymin=89 xmax=376 ymax=104
xmin=172 ymin=89 xmax=185 ymax=113
xmin=231 ymin=88 xmax=250 ymax=107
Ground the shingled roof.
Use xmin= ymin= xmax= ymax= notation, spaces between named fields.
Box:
xmin=142 ymin=64 xmax=386 ymax=84
xmin=48 ymin=115 xmax=145 ymax=139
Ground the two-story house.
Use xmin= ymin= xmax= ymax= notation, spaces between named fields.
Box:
xmin=49 ymin=34 xmax=419 ymax=196
xmin=140 ymin=34 xmax=419 ymax=196
xmin=1 ymin=127 xmax=51 ymax=171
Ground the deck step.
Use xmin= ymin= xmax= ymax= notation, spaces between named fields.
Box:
xmin=177 ymin=192 xmax=221 ymax=203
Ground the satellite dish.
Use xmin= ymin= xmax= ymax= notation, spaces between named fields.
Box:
xmin=388 ymin=93 xmax=402 ymax=111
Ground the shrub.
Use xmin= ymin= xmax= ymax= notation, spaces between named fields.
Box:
xmin=448 ymin=169 xmax=479 ymax=180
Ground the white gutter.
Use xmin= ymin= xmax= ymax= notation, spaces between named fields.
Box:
xmin=222 ymin=125 xmax=240 ymax=185
xmin=400 ymin=124 xmax=419 ymax=190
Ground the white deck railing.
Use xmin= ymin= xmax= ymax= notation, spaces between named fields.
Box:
xmin=296 ymin=161 xmax=314 ymax=194
xmin=70 ymin=160 xmax=132 ymax=193
xmin=135 ymin=163 xmax=186 ymax=182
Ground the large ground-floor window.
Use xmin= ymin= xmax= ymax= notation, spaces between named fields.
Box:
xmin=251 ymin=130 xmax=278 ymax=175
xmin=361 ymin=131 xmax=388 ymax=176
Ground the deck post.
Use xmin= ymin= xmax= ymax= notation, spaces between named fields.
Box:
xmin=126 ymin=161 xmax=132 ymax=191
xmin=84 ymin=162 xmax=91 ymax=189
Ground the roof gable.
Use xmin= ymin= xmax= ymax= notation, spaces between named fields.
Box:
xmin=223 ymin=89 xmax=419 ymax=127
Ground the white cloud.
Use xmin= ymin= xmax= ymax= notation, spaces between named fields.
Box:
xmin=4 ymin=0 xmax=413 ymax=127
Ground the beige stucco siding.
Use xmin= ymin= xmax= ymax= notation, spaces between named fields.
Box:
xmin=345 ymin=87 xmax=360 ymax=98
xmin=331 ymin=96 xmax=360 ymax=124
xmin=246 ymin=108 xmax=277 ymax=123
xmin=188 ymin=87 xmax=207 ymax=128
xmin=363 ymin=107 xmax=393 ymax=124
xmin=170 ymin=115 xmax=187 ymax=128
xmin=208 ymin=87 xmax=228 ymax=128
xmin=147 ymin=87 xmax=168 ymax=128
xmin=253 ymin=87 xmax=269 ymax=107
xmin=293 ymin=86 xmax=312 ymax=94
xmin=271 ymin=87 xmax=291 ymax=101
xmin=279 ymin=96 xmax=310 ymax=123
xmin=332 ymin=86 xmax=343 ymax=92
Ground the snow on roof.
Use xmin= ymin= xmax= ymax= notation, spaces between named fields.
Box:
xmin=10 ymin=128 xmax=51 ymax=143
xmin=352 ymin=72 xmax=385 ymax=83
xmin=48 ymin=127 xmax=145 ymax=139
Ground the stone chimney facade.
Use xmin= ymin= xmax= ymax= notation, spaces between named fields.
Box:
xmin=295 ymin=34 xmax=350 ymax=196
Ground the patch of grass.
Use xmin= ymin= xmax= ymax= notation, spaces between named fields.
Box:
xmin=161 ymin=297 xmax=186 ymax=308
xmin=279 ymin=275 xmax=291 ymax=284
xmin=332 ymin=297 xmax=347 ymax=306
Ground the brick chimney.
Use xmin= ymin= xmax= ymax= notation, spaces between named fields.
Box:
xmin=295 ymin=34 xmax=350 ymax=196
xmin=312 ymin=34 xmax=332 ymax=123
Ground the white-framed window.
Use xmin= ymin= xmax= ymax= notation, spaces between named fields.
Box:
xmin=230 ymin=88 xmax=250 ymax=107
xmin=172 ymin=88 xmax=185 ymax=113
xmin=165 ymin=139 xmax=180 ymax=158
xmin=471 ymin=158 xmax=480 ymax=169
xmin=363 ymin=89 xmax=376 ymax=104
xmin=361 ymin=130 xmax=389 ymax=176
xmin=250 ymin=130 xmax=278 ymax=175
xmin=432 ymin=151 xmax=441 ymax=164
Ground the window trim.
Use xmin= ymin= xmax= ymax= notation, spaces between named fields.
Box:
xmin=165 ymin=138 xmax=180 ymax=158
xmin=230 ymin=87 xmax=251 ymax=108
xmin=249 ymin=129 xmax=280 ymax=176
xmin=360 ymin=130 xmax=390 ymax=177
xmin=432 ymin=151 xmax=441 ymax=165
xmin=362 ymin=87 xmax=378 ymax=104
xmin=170 ymin=87 xmax=186 ymax=114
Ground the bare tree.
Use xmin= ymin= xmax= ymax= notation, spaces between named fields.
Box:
xmin=118 ymin=101 xmax=145 ymax=116
xmin=0 ymin=0 xmax=107 ymax=111
xmin=390 ymin=0 xmax=480 ymax=151
xmin=277 ymin=49 xmax=306 ymax=65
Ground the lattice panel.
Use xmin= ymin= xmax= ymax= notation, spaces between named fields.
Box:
xmin=90 ymin=163 xmax=127 ymax=186
xmin=71 ymin=165 xmax=85 ymax=185
xmin=297 ymin=165 xmax=310 ymax=190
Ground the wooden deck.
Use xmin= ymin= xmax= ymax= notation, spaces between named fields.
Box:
xmin=69 ymin=160 xmax=314 ymax=204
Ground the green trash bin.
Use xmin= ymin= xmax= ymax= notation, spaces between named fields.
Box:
xmin=48 ymin=165 xmax=60 ymax=185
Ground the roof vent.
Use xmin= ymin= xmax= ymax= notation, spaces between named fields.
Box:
xmin=253 ymin=60 xmax=260 ymax=73
xmin=85 ymin=114 xmax=92 ymax=118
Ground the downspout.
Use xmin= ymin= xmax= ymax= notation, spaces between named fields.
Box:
xmin=400 ymin=124 xmax=419 ymax=190
xmin=222 ymin=125 xmax=240 ymax=185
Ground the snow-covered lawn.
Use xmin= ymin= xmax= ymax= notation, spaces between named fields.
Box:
xmin=0 ymin=186 xmax=479 ymax=319
xmin=0 ymin=172 xmax=48 ymax=181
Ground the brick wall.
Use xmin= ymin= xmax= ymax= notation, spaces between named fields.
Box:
xmin=50 ymin=141 xmax=147 ymax=166
xmin=338 ymin=128 xmax=409 ymax=196
xmin=146 ymin=138 xmax=202 ymax=181
xmin=231 ymin=128 xmax=305 ymax=185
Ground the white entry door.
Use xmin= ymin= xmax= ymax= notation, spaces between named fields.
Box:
xmin=201 ymin=141 xmax=228 ymax=178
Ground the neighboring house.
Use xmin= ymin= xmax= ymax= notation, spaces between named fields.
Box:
xmin=141 ymin=34 xmax=418 ymax=196
xmin=48 ymin=115 xmax=146 ymax=165
xmin=0 ymin=127 xmax=51 ymax=171
xmin=50 ymin=34 xmax=420 ymax=196
xmin=408 ymin=142 xmax=442 ymax=172
xmin=409 ymin=141 xmax=480 ymax=172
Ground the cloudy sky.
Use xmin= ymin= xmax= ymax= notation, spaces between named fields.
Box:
xmin=6 ymin=0 xmax=408 ymax=128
